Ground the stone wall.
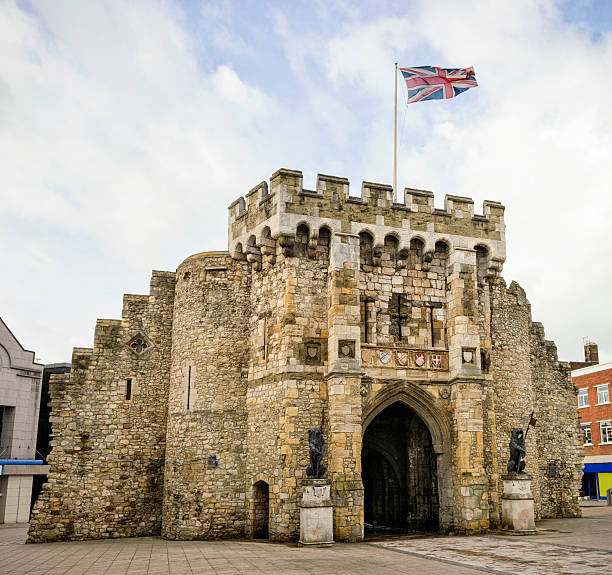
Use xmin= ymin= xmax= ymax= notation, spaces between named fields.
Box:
xmin=162 ymin=253 xmax=250 ymax=540
xmin=28 ymin=271 xmax=175 ymax=542
xmin=489 ymin=278 xmax=542 ymax=520
xmin=488 ymin=278 xmax=581 ymax=523
xmin=530 ymin=323 xmax=582 ymax=518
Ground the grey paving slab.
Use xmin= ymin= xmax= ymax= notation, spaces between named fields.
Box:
xmin=2 ymin=505 xmax=612 ymax=575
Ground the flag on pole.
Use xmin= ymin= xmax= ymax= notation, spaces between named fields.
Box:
xmin=399 ymin=66 xmax=478 ymax=104
xmin=528 ymin=412 xmax=537 ymax=428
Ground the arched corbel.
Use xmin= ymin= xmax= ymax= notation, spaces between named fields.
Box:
xmin=487 ymin=257 xmax=504 ymax=278
xmin=232 ymin=243 xmax=247 ymax=261
xmin=397 ymin=248 xmax=409 ymax=269
xmin=260 ymin=236 xmax=277 ymax=266
xmin=372 ymin=244 xmax=383 ymax=267
xmin=307 ymin=229 xmax=319 ymax=259
xmin=422 ymin=249 xmax=434 ymax=271
xmin=278 ymin=234 xmax=295 ymax=257
xmin=246 ymin=244 xmax=263 ymax=272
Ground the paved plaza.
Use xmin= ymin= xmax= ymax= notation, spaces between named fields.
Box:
xmin=1 ymin=504 xmax=611 ymax=575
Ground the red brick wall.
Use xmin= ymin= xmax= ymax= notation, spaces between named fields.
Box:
xmin=574 ymin=367 xmax=612 ymax=457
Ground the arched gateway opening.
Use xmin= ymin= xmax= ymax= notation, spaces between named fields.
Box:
xmin=362 ymin=402 xmax=439 ymax=533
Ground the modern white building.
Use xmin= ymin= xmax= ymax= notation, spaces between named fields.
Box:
xmin=0 ymin=317 xmax=48 ymax=523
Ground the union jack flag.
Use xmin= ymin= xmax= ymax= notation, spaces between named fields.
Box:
xmin=400 ymin=66 xmax=478 ymax=104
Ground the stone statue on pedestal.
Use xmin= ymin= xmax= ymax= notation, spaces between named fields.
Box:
xmin=306 ymin=427 xmax=327 ymax=479
xmin=506 ymin=427 xmax=526 ymax=474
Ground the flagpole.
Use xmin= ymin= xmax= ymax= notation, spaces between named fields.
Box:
xmin=393 ymin=62 xmax=398 ymax=202
xmin=524 ymin=410 xmax=535 ymax=439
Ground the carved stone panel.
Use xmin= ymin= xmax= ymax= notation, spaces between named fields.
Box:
xmin=338 ymin=340 xmax=355 ymax=359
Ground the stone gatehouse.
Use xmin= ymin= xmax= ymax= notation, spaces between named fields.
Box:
xmin=29 ymin=169 xmax=582 ymax=542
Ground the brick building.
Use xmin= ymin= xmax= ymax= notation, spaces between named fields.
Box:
xmin=572 ymin=345 xmax=612 ymax=500
xmin=29 ymin=169 xmax=583 ymax=543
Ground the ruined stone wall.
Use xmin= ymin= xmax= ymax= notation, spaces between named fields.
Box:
xmin=28 ymin=271 xmax=176 ymax=542
xmin=162 ymin=254 xmax=250 ymax=540
xmin=530 ymin=324 xmax=582 ymax=518
xmin=489 ymin=279 xmax=582 ymax=521
xmin=489 ymin=279 xmax=543 ymax=520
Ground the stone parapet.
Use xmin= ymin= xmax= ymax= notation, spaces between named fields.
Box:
xmin=228 ymin=169 xmax=506 ymax=277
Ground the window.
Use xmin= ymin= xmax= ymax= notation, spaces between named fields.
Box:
xmin=581 ymin=423 xmax=592 ymax=445
xmin=577 ymin=387 xmax=589 ymax=408
xmin=361 ymin=298 xmax=374 ymax=344
xmin=596 ymin=384 xmax=610 ymax=405
xmin=390 ymin=293 xmax=407 ymax=342
xmin=125 ymin=379 xmax=132 ymax=401
xmin=187 ymin=365 xmax=192 ymax=410
xmin=600 ymin=421 xmax=612 ymax=444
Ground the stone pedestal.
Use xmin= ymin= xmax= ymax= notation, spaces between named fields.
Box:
xmin=299 ymin=479 xmax=334 ymax=546
xmin=501 ymin=474 xmax=536 ymax=534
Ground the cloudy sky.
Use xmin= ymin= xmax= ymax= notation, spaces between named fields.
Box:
xmin=1 ymin=0 xmax=611 ymax=365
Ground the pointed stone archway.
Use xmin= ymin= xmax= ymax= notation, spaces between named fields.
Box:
xmin=363 ymin=402 xmax=439 ymax=532
xmin=362 ymin=383 xmax=454 ymax=532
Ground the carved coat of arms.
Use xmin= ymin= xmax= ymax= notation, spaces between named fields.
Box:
xmin=431 ymin=354 xmax=442 ymax=368
xmin=414 ymin=352 xmax=426 ymax=367
xmin=396 ymin=351 xmax=409 ymax=366
xmin=360 ymin=380 xmax=372 ymax=397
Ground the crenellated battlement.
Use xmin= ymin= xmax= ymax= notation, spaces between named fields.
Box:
xmin=228 ymin=169 xmax=506 ymax=268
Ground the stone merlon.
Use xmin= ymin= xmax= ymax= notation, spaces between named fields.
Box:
xmin=228 ymin=169 xmax=506 ymax=270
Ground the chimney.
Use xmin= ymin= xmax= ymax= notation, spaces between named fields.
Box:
xmin=584 ymin=342 xmax=599 ymax=365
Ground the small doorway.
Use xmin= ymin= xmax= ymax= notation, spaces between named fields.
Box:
xmin=252 ymin=481 xmax=269 ymax=539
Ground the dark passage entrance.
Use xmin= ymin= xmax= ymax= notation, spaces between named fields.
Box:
xmin=252 ymin=481 xmax=269 ymax=538
xmin=362 ymin=402 xmax=439 ymax=533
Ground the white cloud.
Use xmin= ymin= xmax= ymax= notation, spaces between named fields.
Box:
xmin=0 ymin=0 xmax=292 ymax=360
xmin=1 ymin=0 xmax=611 ymax=365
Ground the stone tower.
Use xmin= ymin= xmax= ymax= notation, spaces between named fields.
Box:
xmin=28 ymin=169 xmax=582 ymax=543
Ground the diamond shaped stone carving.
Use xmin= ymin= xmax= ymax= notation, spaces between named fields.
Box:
xmin=127 ymin=333 xmax=152 ymax=356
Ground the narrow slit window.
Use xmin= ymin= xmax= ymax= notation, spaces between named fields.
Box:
xmin=126 ymin=379 xmax=132 ymax=401
xmin=361 ymin=298 xmax=374 ymax=344
xmin=429 ymin=306 xmax=435 ymax=347
xmin=397 ymin=295 xmax=403 ymax=341
xmin=187 ymin=365 xmax=191 ymax=410
xmin=263 ymin=316 xmax=268 ymax=362
xmin=389 ymin=294 xmax=403 ymax=342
